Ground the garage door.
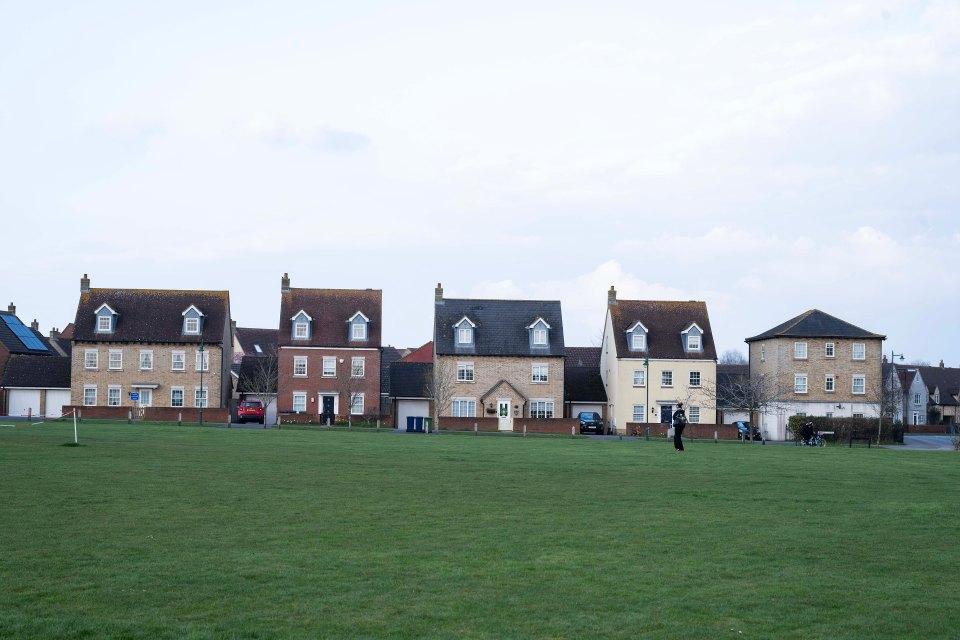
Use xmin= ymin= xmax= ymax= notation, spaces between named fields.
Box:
xmin=45 ymin=390 xmax=71 ymax=418
xmin=397 ymin=400 xmax=429 ymax=430
xmin=8 ymin=390 xmax=41 ymax=418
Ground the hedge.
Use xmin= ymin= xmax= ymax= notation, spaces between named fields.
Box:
xmin=786 ymin=415 xmax=904 ymax=444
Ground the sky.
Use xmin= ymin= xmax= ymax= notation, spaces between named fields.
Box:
xmin=2 ymin=0 xmax=958 ymax=365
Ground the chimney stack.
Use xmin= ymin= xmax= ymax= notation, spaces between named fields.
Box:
xmin=281 ymin=273 xmax=290 ymax=293
xmin=7 ymin=302 xmax=14 ymax=314
xmin=31 ymin=319 xmax=39 ymax=331
xmin=608 ymin=285 xmax=618 ymax=306
xmin=80 ymin=274 xmax=90 ymax=293
xmin=435 ymin=283 xmax=444 ymax=304
xmin=50 ymin=327 xmax=60 ymax=341
xmin=940 ymin=360 xmax=945 ymax=368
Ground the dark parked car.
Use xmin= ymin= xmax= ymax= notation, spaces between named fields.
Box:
xmin=734 ymin=420 xmax=761 ymax=441
xmin=238 ymin=400 xmax=265 ymax=424
xmin=578 ymin=411 xmax=604 ymax=434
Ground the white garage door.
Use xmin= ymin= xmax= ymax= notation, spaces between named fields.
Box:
xmin=45 ymin=390 xmax=71 ymax=418
xmin=8 ymin=390 xmax=41 ymax=418
xmin=397 ymin=400 xmax=429 ymax=430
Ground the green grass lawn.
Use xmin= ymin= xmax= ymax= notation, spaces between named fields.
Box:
xmin=1 ymin=423 xmax=958 ymax=639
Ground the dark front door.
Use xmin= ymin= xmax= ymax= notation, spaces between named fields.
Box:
xmin=660 ymin=405 xmax=673 ymax=423
xmin=322 ymin=396 xmax=335 ymax=423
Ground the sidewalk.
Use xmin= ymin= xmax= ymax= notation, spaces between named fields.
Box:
xmin=888 ymin=435 xmax=956 ymax=451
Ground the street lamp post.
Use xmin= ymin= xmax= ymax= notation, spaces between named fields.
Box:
xmin=644 ymin=357 xmax=650 ymax=441
xmin=882 ymin=351 xmax=905 ymax=445
xmin=198 ymin=340 xmax=205 ymax=426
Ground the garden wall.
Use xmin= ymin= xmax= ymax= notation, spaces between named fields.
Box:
xmin=64 ymin=405 xmax=230 ymax=424
xmin=625 ymin=423 xmax=739 ymax=439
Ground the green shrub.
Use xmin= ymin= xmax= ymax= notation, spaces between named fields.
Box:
xmin=787 ymin=415 xmax=902 ymax=444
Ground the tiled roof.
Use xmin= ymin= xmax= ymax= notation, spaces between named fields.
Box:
xmin=235 ymin=327 xmax=278 ymax=356
xmin=389 ymin=361 xmax=431 ymax=399
xmin=0 ymin=311 xmax=54 ymax=356
xmin=434 ymin=299 xmax=565 ymax=357
xmin=918 ymin=366 xmax=960 ymax=407
xmin=565 ymin=346 xmax=601 ymax=368
xmin=563 ymin=346 xmax=606 ymax=402
xmin=236 ymin=355 xmax=278 ymax=394
xmin=746 ymin=309 xmax=884 ymax=342
xmin=73 ymin=289 xmax=230 ymax=344
xmin=380 ymin=346 xmax=405 ymax=396
xmin=1 ymin=354 xmax=71 ymax=388
xmin=400 ymin=342 xmax=433 ymax=362
xmin=609 ymin=300 xmax=717 ymax=360
xmin=279 ymin=288 xmax=382 ymax=348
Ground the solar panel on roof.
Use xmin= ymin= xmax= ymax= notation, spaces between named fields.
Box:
xmin=1 ymin=314 xmax=49 ymax=351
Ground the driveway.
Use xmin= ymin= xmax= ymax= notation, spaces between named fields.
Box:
xmin=893 ymin=435 xmax=956 ymax=451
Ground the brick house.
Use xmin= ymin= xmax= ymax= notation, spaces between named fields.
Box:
xmin=599 ymin=288 xmax=718 ymax=434
xmin=0 ymin=303 xmax=70 ymax=417
xmin=432 ymin=284 xmax=565 ymax=430
xmin=69 ymin=274 xmax=233 ymax=415
xmin=745 ymin=309 xmax=885 ymax=439
xmin=276 ymin=274 xmax=382 ymax=423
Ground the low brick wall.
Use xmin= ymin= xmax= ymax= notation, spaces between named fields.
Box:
xmin=905 ymin=424 xmax=951 ymax=434
xmin=437 ymin=417 xmax=501 ymax=432
xmin=520 ymin=418 xmax=579 ymax=434
xmin=432 ymin=417 xmax=579 ymax=433
xmin=65 ymin=405 xmax=230 ymax=424
xmin=625 ymin=422 xmax=739 ymax=439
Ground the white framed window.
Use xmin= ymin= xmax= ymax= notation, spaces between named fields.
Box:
xmin=457 ymin=326 xmax=473 ymax=345
xmin=84 ymin=349 xmax=98 ymax=370
xmin=533 ymin=328 xmax=548 ymax=345
xmin=825 ymin=375 xmax=835 ymax=392
xmin=457 ymin=362 xmax=474 ymax=382
xmin=139 ymin=350 xmax=153 ymax=371
xmin=661 ymin=371 xmax=673 ymax=387
xmin=826 ymin=412 xmax=834 ymax=418
xmin=689 ymin=371 xmax=701 ymax=387
xmin=98 ymin=315 xmax=112 ymax=332
xmin=689 ymin=406 xmax=700 ymax=423
xmin=631 ymin=333 xmax=646 ymax=351
xmin=323 ymin=356 xmax=336 ymax=377
xmin=292 ymin=392 xmax=307 ymax=413
xmin=530 ymin=399 xmax=554 ymax=419
xmin=185 ymin=317 xmax=200 ymax=335
xmin=796 ymin=412 xmax=807 ymax=418
xmin=196 ymin=350 xmax=209 ymax=372
xmin=688 ymin=335 xmax=701 ymax=351
xmin=760 ymin=345 xmax=765 ymax=361
xmin=913 ymin=393 xmax=922 ymax=405
xmin=532 ymin=364 xmax=548 ymax=383
xmin=852 ymin=343 xmax=865 ymax=360
xmin=853 ymin=413 xmax=864 ymax=418
xmin=934 ymin=390 xmax=940 ymax=403
xmin=194 ymin=388 xmax=208 ymax=408
xmin=795 ymin=374 xmax=808 ymax=394
xmin=172 ymin=351 xmax=185 ymax=371
xmin=632 ymin=405 xmax=645 ymax=422
xmin=107 ymin=386 xmax=121 ymax=407
xmin=452 ymin=398 xmax=476 ymax=417
xmin=83 ymin=385 xmax=97 ymax=406
xmin=293 ymin=356 xmax=307 ymax=377
xmin=912 ymin=411 xmax=920 ymax=425
xmin=171 ymin=387 xmax=184 ymax=408
xmin=825 ymin=343 xmax=835 ymax=358
xmin=109 ymin=350 xmax=123 ymax=370
xmin=852 ymin=375 xmax=865 ymax=395
xmin=350 ymin=392 xmax=365 ymax=415
xmin=633 ymin=370 xmax=646 ymax=386
xmin=352 ymin=322 xmax=367 ymax=341
xmin=794 ymin=342 xmax=808 ymax=359
xmin=294 ymin=321 xmax=309 ymax=339
xmin=351 ymin=357 xmax=365 ymax=378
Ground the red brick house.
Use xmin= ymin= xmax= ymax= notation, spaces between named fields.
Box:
xmin=276 ymin=274 xmax=382 ymax=424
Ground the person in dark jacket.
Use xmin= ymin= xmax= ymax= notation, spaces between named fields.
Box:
xmin=672 ymin=403 xmax=687 ymax=452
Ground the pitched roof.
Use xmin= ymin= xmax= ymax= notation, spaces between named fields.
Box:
xmin=918 ymin=366 xmax=960 ymax=406
xmin=278 ymin=288 xmax=382 ymax=348
xmin=563 ymin=347 xmax=606 ymax=403
xmin=380 ymin=346 xmax=405 ymax=396
xmin=236 ymin=355 xmax=278 ymax=394
xmin=1 ymin=354 xmax=71 ymax=388
xmin=565 ymin=346 xmax=601 ymax=368
xmin=746 ymin=309 xmax=884 ymax=343
xmin=235 ymin=327 xmax=278 ymax=356
xmin=0 ymin=311 xmax=54 ymax=356
xmin=389 ymin=361 xmax=431 ymax=399
xmin=434 ymin=299 xmax=565 ymax=357
xmin=608 ymin=300 xmax=717 ymax=360
xmin=717 ymin=364 xmax=749 ymax=409
xmin=400 ymin=341 xmax=433 ymax=362
xmin=73 ymin=289 xmax=230 ymax=344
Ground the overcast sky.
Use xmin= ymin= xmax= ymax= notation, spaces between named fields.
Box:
xmin=2 ymin=1 xmax=958 ymax=365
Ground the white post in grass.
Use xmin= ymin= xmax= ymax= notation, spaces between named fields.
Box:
xmin=73 ymin=410 xmax=78 ymax=444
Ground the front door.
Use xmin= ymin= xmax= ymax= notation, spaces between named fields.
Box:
xmin=497 ymin=399 xmax=513 ymax=431
xmin=322 ymin=396 xmax=335 ymax=424
xmin=138 ymin=389 xmax=152 ymax=408
xmin=660 ymin=405 xmax=673 ymax=423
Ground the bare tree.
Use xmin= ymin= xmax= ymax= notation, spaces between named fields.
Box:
xmin=719 ymin=349 xmax=748 ymax=365
xmin=337 ymin=360 xmax=366 ymax=428
xmin=238 ymin=353 xmax=278 ymax=428
xmin=424 ymin=358 xmax=454 ymax=433
xmin=862 ymin=374 xmax=902 ymax=446
xmin=699 ymin=371 xmax=792 ymax=441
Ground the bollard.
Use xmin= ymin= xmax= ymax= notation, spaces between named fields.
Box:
xmin=78 ymin=409 xmax=82 ymax=421
xmin=523 ymin=424 xmax=527 ymax=437
xmin=376 ymin=419 xmax=380 ymax=431
xmin=571 ymin=425 xmax=575 ymax=438
xmin=474 ymin=422 xmax=478 ymax=436
xmin=127 ymin=410 xmax=132 ymax=424
xmin=178 ymin=411 xmax=182 ymax=426
xmin=715 ymin=430 xmax=718 ymax=443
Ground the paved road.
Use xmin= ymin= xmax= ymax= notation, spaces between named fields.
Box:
xmin=893 ymin=435 xmax=956 ymax=451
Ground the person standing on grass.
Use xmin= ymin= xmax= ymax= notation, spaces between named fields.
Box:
xmin=672 ymin=403 xmax=687 ymax=452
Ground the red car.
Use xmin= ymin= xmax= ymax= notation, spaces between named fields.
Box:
xmin=238 ymin=400 xmax=265 ymax=424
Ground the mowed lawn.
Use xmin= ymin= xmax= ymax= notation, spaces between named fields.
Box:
xmin=1 ymin=424 xmax=958 ymax=639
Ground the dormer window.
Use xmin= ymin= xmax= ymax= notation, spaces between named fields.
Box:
xmin=688 ymin=334 xmax=701 ymax=350
xmin=291 ymin=310 xmax=312 ymax=340
xmin=626 ymin=321 xmax=648 ymax=352
xmin=94 ymin=303 xmax=117 ymax=334
xmin=185 ymin=317 xmax=199 ymax=334
xmin=527 ymin=318 xmax=551 ymax=348
xmin=181 ymin=305 xmax=204 ymax=336
xmin=348 ymin=311 xmax=370 ymax=342
xmin=454 ymin=316 xmax=476 ymax=346
xmin=682 ymin=323 xmax=704 ymax=353
xmin=98 ymin=316 xmax=112 ymax=332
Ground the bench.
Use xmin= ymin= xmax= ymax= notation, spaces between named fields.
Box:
xmin=849 ymin=430 xmax=872 ymax=448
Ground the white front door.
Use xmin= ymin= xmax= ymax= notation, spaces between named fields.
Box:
xmin=138 ymin=389 xmax=152 ymax=408
xmin=497 ymin=399 xmax=512 ymax=431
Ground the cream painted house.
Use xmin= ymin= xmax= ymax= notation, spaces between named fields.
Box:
xmin=599 ymin=288 xmax=717 ymax=433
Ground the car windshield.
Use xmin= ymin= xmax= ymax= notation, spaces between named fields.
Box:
xmin=242 ymin=402 xmax=261 ymax=408
xmin=579 ymin=413 xmax=598 ymax=420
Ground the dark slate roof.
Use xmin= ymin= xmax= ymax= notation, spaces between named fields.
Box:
xmin=746 ymin=309 xmax=884 ymax=343
xmin=235 ymin=327 xmax=278 ymax=356
xmin=380 ymin=346 xmax=404 ymax=396
xmin=389 ymin=361 xmax=431 ymax=399
xmin=434 ymin=299 xmax=565 ymax=357
xmin=918 ymin=366 xmax=960 ymax=407
xmin=0 ymin=311 xmax=54 ymax=356
xmin=73 ymin=289 xmax=230 ymax=344
xmin=279 ymin=288 xmax=382 ymax=348
xmin=1 ymin=354 xmax=71 ymax=388
xmin=236 ymin=355 xmax=278 ymax=394
xmin=563 ymin=346 xmax=606 ymax=403
xmin=609 ymin=300 xmax=717 ymax=360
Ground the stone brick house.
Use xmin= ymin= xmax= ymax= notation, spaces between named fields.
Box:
xmin=599 ymin=288 xmax=718 ymax=434
xmin=69 ymin=274 xmax=233 ymax=413
xmin=745 ymin=309 xmax=885 ymax=439
xmin=276 ymin=274 xmax=382 ymax=423
xmin=432 ymin=284 xmax=565 ymax=430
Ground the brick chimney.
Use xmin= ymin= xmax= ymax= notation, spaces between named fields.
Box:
xmin=940 ymin=360 xmax=945 ymax=368
xmin=80 ymin=274 xmax=90 ymax=293
xmin=31 ymin=319 xmax=39 ymax=331
xmin=435 ymin=282 xmax=444 ymax=304
xmin=7 ymin=302 xmax=14 ymax=314
xmin=281 ymin=272 xmax=290 ymax=293
xmin=608 ymin=285 xmax=618 ymax=306
xmin=50 ymin=327 xmax=60 ymax=341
